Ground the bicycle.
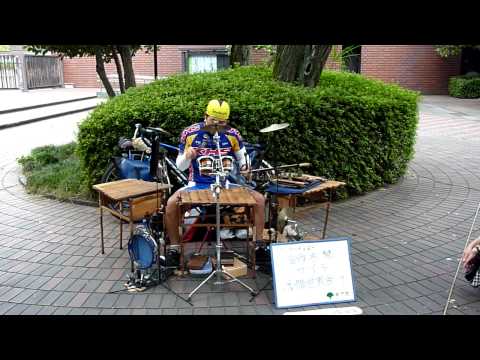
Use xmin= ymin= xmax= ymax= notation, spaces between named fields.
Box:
xmin=101 ymin=123 xmax=275 ymax=193
xmin=101 ymin=123 xmax=189 ymax=194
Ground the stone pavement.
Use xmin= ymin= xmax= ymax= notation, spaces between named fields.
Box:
xmin=0 ymin=88 xmax=98 ymax=113
xmin=1 ymin=95 xmax=480 ymax=315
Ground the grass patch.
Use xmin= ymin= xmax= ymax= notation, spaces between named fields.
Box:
xmin=18 ymin=142 xmax=94 ymax=202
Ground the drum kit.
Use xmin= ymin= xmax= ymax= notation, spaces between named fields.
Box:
xmin=124 ymin=120 xmax=300 ymax=302
xmin=186 ymin=121 xmax=295 ymax=301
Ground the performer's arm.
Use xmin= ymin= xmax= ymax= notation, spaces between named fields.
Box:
xmin=176 ymin=132 xmax=193 ymax=171
xmin=229 ymin=130 xmax=248 ymax=171
xmin=176 ymin=152 xmax=191 ymax=172
xmin=234 ymin=147 xmax=248 ymax=171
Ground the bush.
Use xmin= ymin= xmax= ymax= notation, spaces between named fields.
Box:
xmin=18 ymin=142 xmax=93 ymax=201
xmin=449 ymin=75 xmax=480 ymax=98
xmin=77 ymin=66 xmax=419 ymax=195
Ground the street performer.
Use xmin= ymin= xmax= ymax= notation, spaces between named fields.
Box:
xmin=165 ymin=99 xmax=265 ymax=249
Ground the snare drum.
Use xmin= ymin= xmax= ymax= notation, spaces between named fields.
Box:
xmin=197 ymin=155 xmax=215 ymax=176
xmin=218 ymin=155 xmax=234 ymax=173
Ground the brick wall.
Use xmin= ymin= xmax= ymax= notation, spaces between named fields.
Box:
xmin=63 ymin=45 xmax=271 ymax=88
xmin=360 ymin=45 xmax=461 ymax=94
xmin=63 ymin=45 xmax=186 ymax=88
xmin=63 ymin=45 xmax=459 ymax=94
xmin=325 ymin=45 xmax=342 ymax=71
xmin=250 ymin=48 xmax=271 ymax=64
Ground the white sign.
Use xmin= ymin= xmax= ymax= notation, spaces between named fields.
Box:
xmin=283 ymin=306 xmax=363 ymax=315
xmin=271 ymin=237 xmax=356 ymax=308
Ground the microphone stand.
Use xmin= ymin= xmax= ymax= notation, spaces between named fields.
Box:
xmin=187 ymin=128 xmax=258 ymax=301
xmin=145 ymin=133 xmax=191 ymax=305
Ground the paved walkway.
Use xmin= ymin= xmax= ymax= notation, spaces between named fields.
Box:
xmin=1 ymin=96 xmax=480 ymax=315
xmin=0 ymin=88 xmax=98 ymax=113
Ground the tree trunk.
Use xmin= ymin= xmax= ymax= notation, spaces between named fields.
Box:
xmin=112 ymin=46 xmax=125 ymax=94
xmin=118 ymin=45 xmax=136 ymax=89
xmin=95 ymin=50 xmax=116 ymax=98
xmin=273 ymin=45 xmax=332 ymax=87
xmin=230 ymin=45 xmax=251 ymax=67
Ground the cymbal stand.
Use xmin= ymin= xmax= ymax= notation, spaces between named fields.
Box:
xmin=187 ymin=129 xmax=258 ymax=301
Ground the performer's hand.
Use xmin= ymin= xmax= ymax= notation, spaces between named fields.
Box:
xmin=240 ymin=164 xmax=251 ymax=180
xmin=185 ymin=147 xmax=197 ymax=160
xmin=463 ymin=245 xmax=478 ymax=269
xmin=463 ymin=239 xmax=480 ymax=268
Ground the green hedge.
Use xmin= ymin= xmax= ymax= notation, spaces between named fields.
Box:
xmin=449 ymin=75 xmax=480 ymax=98
xmin=77 ymin=66 xmax=419 ymax=194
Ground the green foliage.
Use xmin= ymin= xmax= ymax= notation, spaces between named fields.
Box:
xmin=77 ymin=65 xmax=419 ymax=195
xmin=448 ymin=75 xmax=480 ymax=98
xmin=18 ymin=143 xmax=93 ymax=201
xmin=435 ymin=45 xmax=480 ymax=58
xmin=329 ymin=45 xmax=361 ymax=71
xmin=25 ymin=45 xmax=143 ymax=63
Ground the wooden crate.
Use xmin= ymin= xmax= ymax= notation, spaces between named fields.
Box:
xmin=130 ymin=193 xmax=164 ymax=222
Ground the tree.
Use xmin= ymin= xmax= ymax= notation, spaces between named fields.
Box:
xmin=25 ymin=45 xmax=143 ymax=98
xmin=435 ymin=45 xmax=480 ymax=58
xmin=230 ymin=45 xmax=252 ymax=67
xmin=273 ymin=45 xmax=332 ymax=87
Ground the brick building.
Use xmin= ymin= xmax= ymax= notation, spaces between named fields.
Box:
xmin=62 ymin=45 xmax=462 ymax=95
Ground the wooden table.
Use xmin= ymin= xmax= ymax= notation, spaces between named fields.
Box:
xmin=93 ymin=179 xmax=170 ymax=254
xmin=178 ymin=187 xmax=257 ymax=277
xmin=269 ymin=177 xmax=346 ymax=239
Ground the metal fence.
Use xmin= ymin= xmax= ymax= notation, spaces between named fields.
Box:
xmin=0 ymin=55 xmax=19 ymax=89
xmin=24 ymin=55 xmax=63 ymax=89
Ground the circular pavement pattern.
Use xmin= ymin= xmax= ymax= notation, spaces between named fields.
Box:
xmin=1 ymin=97 xmax=480 ymax=315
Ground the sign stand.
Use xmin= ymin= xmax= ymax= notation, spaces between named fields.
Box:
xmin=270 ymin=237 xmax=356 ymax=309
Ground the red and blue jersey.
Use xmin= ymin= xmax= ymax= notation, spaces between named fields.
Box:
xmin=178 ymin=122 xmax=245 ymax=185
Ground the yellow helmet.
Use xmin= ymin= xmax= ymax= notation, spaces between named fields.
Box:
xmin=206 ymin=100 xmax=230 ymax=121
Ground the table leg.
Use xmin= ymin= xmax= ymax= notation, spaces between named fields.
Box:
xmin=129 ymin=199 xmax=134 ymax=240
xmin=252 ymin=224 xmax=256 ymax=279
xmin=118 ymin=201 xmax=123 ymax=250
xmin=322 ymin=188 xmax=332 ymax=239
xmin=99 ymin=196 xmax=104 ymax=255
xmin=250 ymin=205 xmax=256 ymax=279
xmin=178 ymin=203 xmax=185 ymax=274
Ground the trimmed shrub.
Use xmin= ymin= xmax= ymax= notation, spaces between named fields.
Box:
xmin=77 ymin=66 xmax=419 ymax=195
xmin=449 ymin=75 xmax=480 ymax=98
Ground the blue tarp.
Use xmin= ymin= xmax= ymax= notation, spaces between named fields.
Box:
xmin=265 ymin=180 xmax=324 ymax=195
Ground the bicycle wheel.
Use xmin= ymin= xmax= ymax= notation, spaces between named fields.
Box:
xmin=101 ymin=160 xmax=121 ymax=183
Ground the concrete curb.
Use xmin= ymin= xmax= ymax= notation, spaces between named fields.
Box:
xmin=0 ymin=105 xmax=98 ymax=130
xmin=0 ymin=96 xmax=98 ymax=115
xmin=17 ymin=175 xmax=98 ymax=207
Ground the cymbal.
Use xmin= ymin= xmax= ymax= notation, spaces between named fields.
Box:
xmin=203 ymin=124 xmax=231 ymax=134
xmin=145 ymin=126 xmax=172 ymax=136
xmin=259 ymin=123 xmax=290 ymax=133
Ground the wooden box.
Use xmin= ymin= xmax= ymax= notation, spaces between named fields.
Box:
xmin=130 ymin=193 xmax=163 ymax=222
xmin=222 ymin=257 xmax=247 ymax=278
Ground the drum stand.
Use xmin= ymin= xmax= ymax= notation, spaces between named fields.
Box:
xmin=187 ymin=130 xmax=258 ymax=302
xmin=250 ymin=125 xmax=288 ymax=303
xmin=134 ymin=133 xmax=191 ymax=305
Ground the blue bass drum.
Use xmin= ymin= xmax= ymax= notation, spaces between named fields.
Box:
xmin=128 ymin=226 xmax=158 ymax=270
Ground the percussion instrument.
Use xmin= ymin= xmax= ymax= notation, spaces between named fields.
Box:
xmin=218 ymin=155 xmax=234 ymax=174
xmin=259 ymin=123 xmax=290 ymax=133
xmin=197 ymin=155 xmax=215 ymax=176
xmin=180 ymin=187 xmax=256 ymax=206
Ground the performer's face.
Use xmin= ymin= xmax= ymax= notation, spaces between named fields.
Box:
xmin=204 ymin=115 xmax=227 ymax=126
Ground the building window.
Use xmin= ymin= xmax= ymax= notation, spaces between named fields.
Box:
xmin=183 ymin=50 xmax=229 ymax=74
xmin=189 ymin=54 xmax=217 ymax=73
